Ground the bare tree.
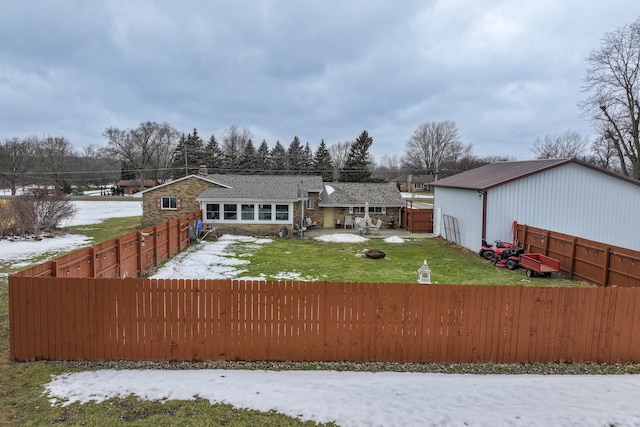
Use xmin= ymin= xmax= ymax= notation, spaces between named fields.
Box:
xmin=76 ymin=144 xmax=120 ymax=188
xmin=0 ymin=137 xmax=35 ymax=195
xmin=581 ymin=17 xmax=640 ymax=179
xmin=372 ymin=154 xmax=404 ymax=181
xmin=530 ymin=130 xmax=590 ymax=159
xmin=329 ymin=140 xmax=351 ymax=181
xmin=35 ymin=136 xmax=76 ymax=192
xmin=402 ymin=121 xmax=471 ymax=178
xmin=220 ymin=125 xmax=253 ymax=172
xmin=104 ymin=122 xmax=179 ymax=188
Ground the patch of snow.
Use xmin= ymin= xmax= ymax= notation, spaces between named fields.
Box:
xmin=384 ymin=236 xmax=406 ymax=243
xmin=44 ymin=369 xmax=640 ymax=427
xmin=150 ymin=235 xmax=273 ymax=279
xmin=313 ymin=234 xmax=368 ymax=243
xmin=324 ymin=184 xmax=335 ymax=195
xmin=64 ymin=200 xmax=142 ymax=226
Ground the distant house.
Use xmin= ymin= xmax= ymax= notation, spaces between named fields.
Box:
xmin=391 ymin=174 xmax=436 ymax=193
xmin=431 ymin=158 xmax=640 ymax=253
xmin=116 ymin=179 xmax=157 ymax=195
xmin=140 ymin=168 xmax=405 ymax=235
xmin=320 ymin=182 xmax=404 ymax=229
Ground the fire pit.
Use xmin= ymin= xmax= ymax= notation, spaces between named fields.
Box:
xmin=365 ymin=249 xmax=386 ymax=259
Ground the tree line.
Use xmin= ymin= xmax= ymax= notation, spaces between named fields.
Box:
xmin=0 ymin=122 xmax=492 ymax=195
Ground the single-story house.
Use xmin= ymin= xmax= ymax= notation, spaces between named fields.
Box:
xmin=391 ymin=174 xmax=436 ymax=193
xmin=140 ymin=167 xmax=405 ymax=235
xmin=195 ymin=174 xmax=324 ymax=235
xmin=431 ymin=158 xmax=640 ymax=253
xmin=319 ymin=182 xmax=404 ymax=229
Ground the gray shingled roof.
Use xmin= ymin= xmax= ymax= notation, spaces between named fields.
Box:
xmin=320 ymin=182 xmax=404 ymax=206
xmin=196 ymin=174 xmax=324 ymax=200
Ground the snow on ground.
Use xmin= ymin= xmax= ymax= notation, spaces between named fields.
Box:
xmin=314 ymin=233 xmax=368 ymax=243
xmin=0 ymin=200 xmax=142 ymax=271
xmin=151 ymin=235 xmax=272 ymax=280
xmin=5 ymin=211 xmax=640 ymax=426
xmin=63 ymin=200 xmax=142 ymax=227
xmin=44 ymin=369 xmax=640 ymax=427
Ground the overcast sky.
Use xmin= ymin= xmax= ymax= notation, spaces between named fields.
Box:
xmin=1 ymin=1 xmax=638 ymax=161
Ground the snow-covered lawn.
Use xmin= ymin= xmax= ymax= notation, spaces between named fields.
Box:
xmin=4 ymin=200 xmax=640 ymax=426
xmin=45 ymin=369 xmax=640 ymax=427
xmin=0 ymin=200 xmax=141 ymax=273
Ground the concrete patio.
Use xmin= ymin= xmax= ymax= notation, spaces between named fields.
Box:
xmin=297 ymin=225 xmax=436 ymax=239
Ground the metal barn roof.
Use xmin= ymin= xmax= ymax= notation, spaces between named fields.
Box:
xmin=431 ymin=158 xmax=640 ymax=191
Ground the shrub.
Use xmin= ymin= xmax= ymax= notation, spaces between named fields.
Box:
xmin=5 ymin=189 xmax=76 ymax=237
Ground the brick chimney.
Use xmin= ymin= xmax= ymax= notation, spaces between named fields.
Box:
xmin=198 ymin=165 xmax=208 ymax=176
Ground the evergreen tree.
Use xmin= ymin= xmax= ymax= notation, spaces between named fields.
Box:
xmin=270 ymin=140 xmax=288 ymax=174
xmin=313 ymin=139 xmax=335 ymax=181
xmin=303 ymin=142 xmax=314 ymax=173
xmin=171 ymin=129 xmax=205 ymax=178
xmin=239 ymin=139 xmax=257 ymax=172
xmin=341 ymin=130 xmax=374 ymax=182
xmin=286 ymin=136 xmax=304 ymax=173
xmin=203 ymin=134 xmax=223 ymax=173
xmin=256 ymin=139 xmax=271 ymax=174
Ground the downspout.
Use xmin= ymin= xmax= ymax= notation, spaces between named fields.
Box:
xmin=479 ymin=190 xmax=487 ymax=240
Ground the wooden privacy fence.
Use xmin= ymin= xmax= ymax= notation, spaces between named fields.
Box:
xmin=516 ymin=224 xmax=640 ymax=288
xmin=402 ymin=202 xmax=433 ymax=233
xmin=9 ymin=278 xmax=640 ymax=363
xmin=11 ymin=211 xmax=201 ymax=280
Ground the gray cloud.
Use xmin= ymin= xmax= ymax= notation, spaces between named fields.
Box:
xmin=0 ymin=0 xmax=638 ymax=160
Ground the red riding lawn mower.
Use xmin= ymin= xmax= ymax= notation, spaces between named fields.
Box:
xmin=478 ymin=239 xmax=516 ymax=261
xmin=490 ymin=246 xmax=525 ymax=270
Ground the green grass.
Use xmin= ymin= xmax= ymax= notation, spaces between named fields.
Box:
xmin=234 ymin=236 xmax=587 ymax=287
xmin=0 ymin=217 xmax=335 ymax=426
xmin=66 ymin=215 xmax=143 ymax=243
xmin=0 ymin=218 xmax=591 ymax=426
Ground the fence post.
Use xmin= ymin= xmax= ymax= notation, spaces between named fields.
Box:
xmin=116 ymin=238 xmax=122 ymax=278
xmin=544 ymin=230 xmax=550 ymax=255
xmin=603 ymin=247 xmax=611 ymax=287
xmin=569 ymin=237 xmax=577 ymax=279
xmin=90 ymin=247 xmax=96 ymax=277
xmin=137 ymin=231 xmax=144 ymax=277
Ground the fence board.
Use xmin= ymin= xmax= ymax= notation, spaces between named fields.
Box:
xmin=10 ymin=277 xmax=640 ymax=364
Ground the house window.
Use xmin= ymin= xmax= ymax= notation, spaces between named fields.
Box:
xmin=161 ymin=197 xmax=177 ymax=210
xmin=306 ymin=197 xmax=315 ymax=210
xmin=241 ymin=204 xmax=255 ymax=220
xmin=369 ymin=206 xmax=385 ymax=214
xmin=224 ymin=204 xmax=237 ymax=220
xmin=352 ymin=206 xmax=365 ymax=214
xmin=259 ymin=204 xmax=272 ymax=220
xmin=275 ymin=204 xmax=289 ymax=221
xmin=206 ymin=203 xmax=220 ymax=220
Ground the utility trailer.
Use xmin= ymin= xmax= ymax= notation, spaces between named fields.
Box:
xmin=519 ymin=253 xmax=561 ymax=278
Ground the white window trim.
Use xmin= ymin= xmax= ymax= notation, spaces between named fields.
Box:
xmin=161 ymin=196 xmax=178 ymax=210
xmin=201 ymin=201 xmax=292 ymax=224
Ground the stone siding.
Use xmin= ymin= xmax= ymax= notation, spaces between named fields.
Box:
xmin=212 ymin=223 xmax=285 ymax=237
xmin=142 ymin=177 xmax=216 ymax=226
